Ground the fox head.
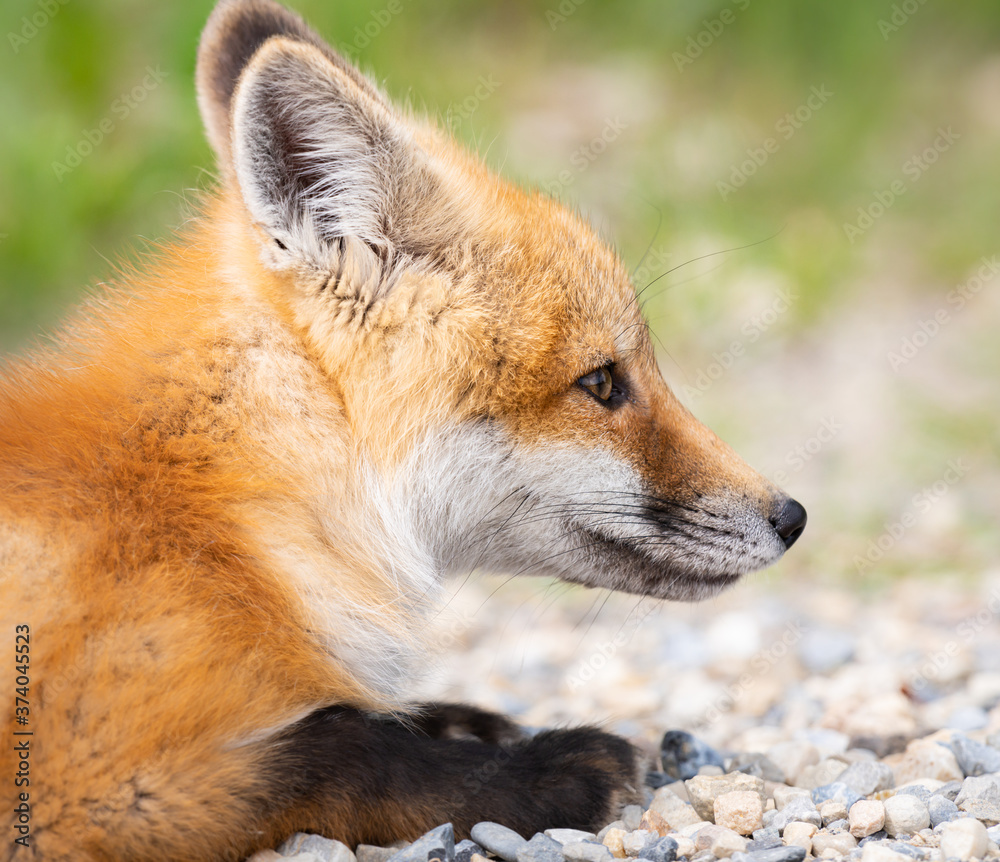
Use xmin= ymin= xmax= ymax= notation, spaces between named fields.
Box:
xmin=196 ymin=0 xmax=805 ymax=605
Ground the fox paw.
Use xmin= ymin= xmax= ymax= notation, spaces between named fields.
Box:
xmin=469 ymin=726 xmax=649 ymax=833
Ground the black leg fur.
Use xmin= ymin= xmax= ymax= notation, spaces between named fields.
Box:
xmin=260 ymin=705 xmax=647 ymax=848
xmin=407 ymin=702 xmax=526 ymax=746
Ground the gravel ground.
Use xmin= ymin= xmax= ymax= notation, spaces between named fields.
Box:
xmin=252 ymin=570 xmax=1000 ymax=861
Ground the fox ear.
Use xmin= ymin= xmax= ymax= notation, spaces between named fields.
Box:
xmin=196 ymin=0 xmax=386 ymax=177
xmin=228 ymin=36 xmax=418 ymax=269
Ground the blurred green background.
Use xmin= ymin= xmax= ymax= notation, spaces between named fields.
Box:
xmin=1 ymin=0 xmax=997 ymax=583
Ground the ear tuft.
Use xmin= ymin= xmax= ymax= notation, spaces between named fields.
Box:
xmin=196 ymin=0 xmax=385 ymax=175
xmin=231 ymin=38 xmax=416 ymax=271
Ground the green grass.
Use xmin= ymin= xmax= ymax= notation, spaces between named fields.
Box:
xmin=4 ymin=0 xmax=999 ymax=342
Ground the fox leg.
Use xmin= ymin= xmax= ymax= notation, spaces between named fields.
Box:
xmin=406 ymin=702 xmax=527 ymax=745
xmin=260 ymin=705 xmax=647 ymax=848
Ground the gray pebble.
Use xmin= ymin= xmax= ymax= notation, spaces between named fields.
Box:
xmin=836 ymin=761 xmax=895 ymax=796
xmin=751 ymin=827 xmax=780 ymax=844
xmin=469 ymin=823 xmax=525 ymax=862
xmin=727 ymin=752 xmax=786 ymax=784
xmin=730 ymin=846 xmax=806 ymax=862
xmin=948 ymin=733 xmax=1000 ymax=777
xmin=621 ymin=804 xmax=644 ymax=832
xmin=927 ymin=794 xmax=962 ymax=827
xmin=947 ymin=706 xmax=989 ymax=732
xmin=811 ymin=781 xmax=864 ymax=811
xmin=825 ymin=819 xmax=849 ymax=834
xmin=637 ymin=836 xmax=678 ymax=862
xmin=883 ymin=842 xmax=925 ymax=859
xmin=933 ymin=780 xmax=963 ymax=801
xmin=771 ymin=797 xmax=821 ymax=832
xmin=660 ymin=730 xmax=725 ymax=781
xmin=857 ymin=830 xmax=887 ymax=845
xmin=455 ymin=841 xmax=483 ymax=862
xmin=744 ymin=837 xmax=784 ymax=852
xmin=357 ymin=846 xmax=397 ymax=862
xmin=562 ymin=842 xmax=613 ymax=862
xmin=279 ymin=834 xmax=357 ymax=862
xmin=955 ymin=774 xmax=1000 ymax=822
xmin=894 ymin=785 xmax=931 ymax=803
xmin=848 ymin=735 xmax=908 ymax=759
xmin=386 ymin=825 xmax=455 ymax=862
xmin=515 ymin=833 xmax=563 ymax=862
xmin=689 ymin=851 xmax=715 ymax=862
xmin=844 ymin=748 xmax=879 ymax=763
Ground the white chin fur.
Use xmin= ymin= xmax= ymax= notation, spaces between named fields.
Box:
xmin=390 ymin=420 xmax=784 ymax=600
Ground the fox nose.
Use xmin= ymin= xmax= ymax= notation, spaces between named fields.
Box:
xmin=771 ymin=498 xmax=807 ymax=549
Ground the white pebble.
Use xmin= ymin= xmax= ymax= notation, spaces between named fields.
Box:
xmin=939 ymin=818 xmax=989 ymax=860
xmin=860 ymin=844 xmax=913 ymax=862
xmin=782 ymin=821 xmax=817 ymax=854
xmin=796 ymin=757 xmax=848 ymax=789
xmin=710 ymin=829 xmax=747 ymax=858
xmin=810 ymin=831 xmax=857 ymax=857
xmin=765 ymin=741 xmax=819 ymax=784
xmin=678 ymin=821 xmax=714 ymax=838
xmin=685 ymin=773 xmax=764 ymax=822
xmin=620 ymin=830 xmax=654 ymax=857
xmin=649 ymin=788 xmax=702 ymax=829
xmin=819 ymin=799 xmax=848 ymax=825
xmin=882 ymin=793 xmax=930 ymax=837
xmin=772 ymin=785 xmax=812 ymax=811
xmin=546 ymin=830 xmax=598 ymax=845
xmin=892 ymin=739 xmax=964 ymax=785
xmin=671 ymin=835 xmax=695 ymax=859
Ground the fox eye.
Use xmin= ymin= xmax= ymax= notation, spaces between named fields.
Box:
xmin=578 ymin=366 xmax=614 ymax=401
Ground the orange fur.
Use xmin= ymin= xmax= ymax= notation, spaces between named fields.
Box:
xmin=1 ymin=2 xmax=804 ymax=858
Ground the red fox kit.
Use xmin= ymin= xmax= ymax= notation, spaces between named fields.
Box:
xmin=0 ymin=1 xmax=806 ymax=858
